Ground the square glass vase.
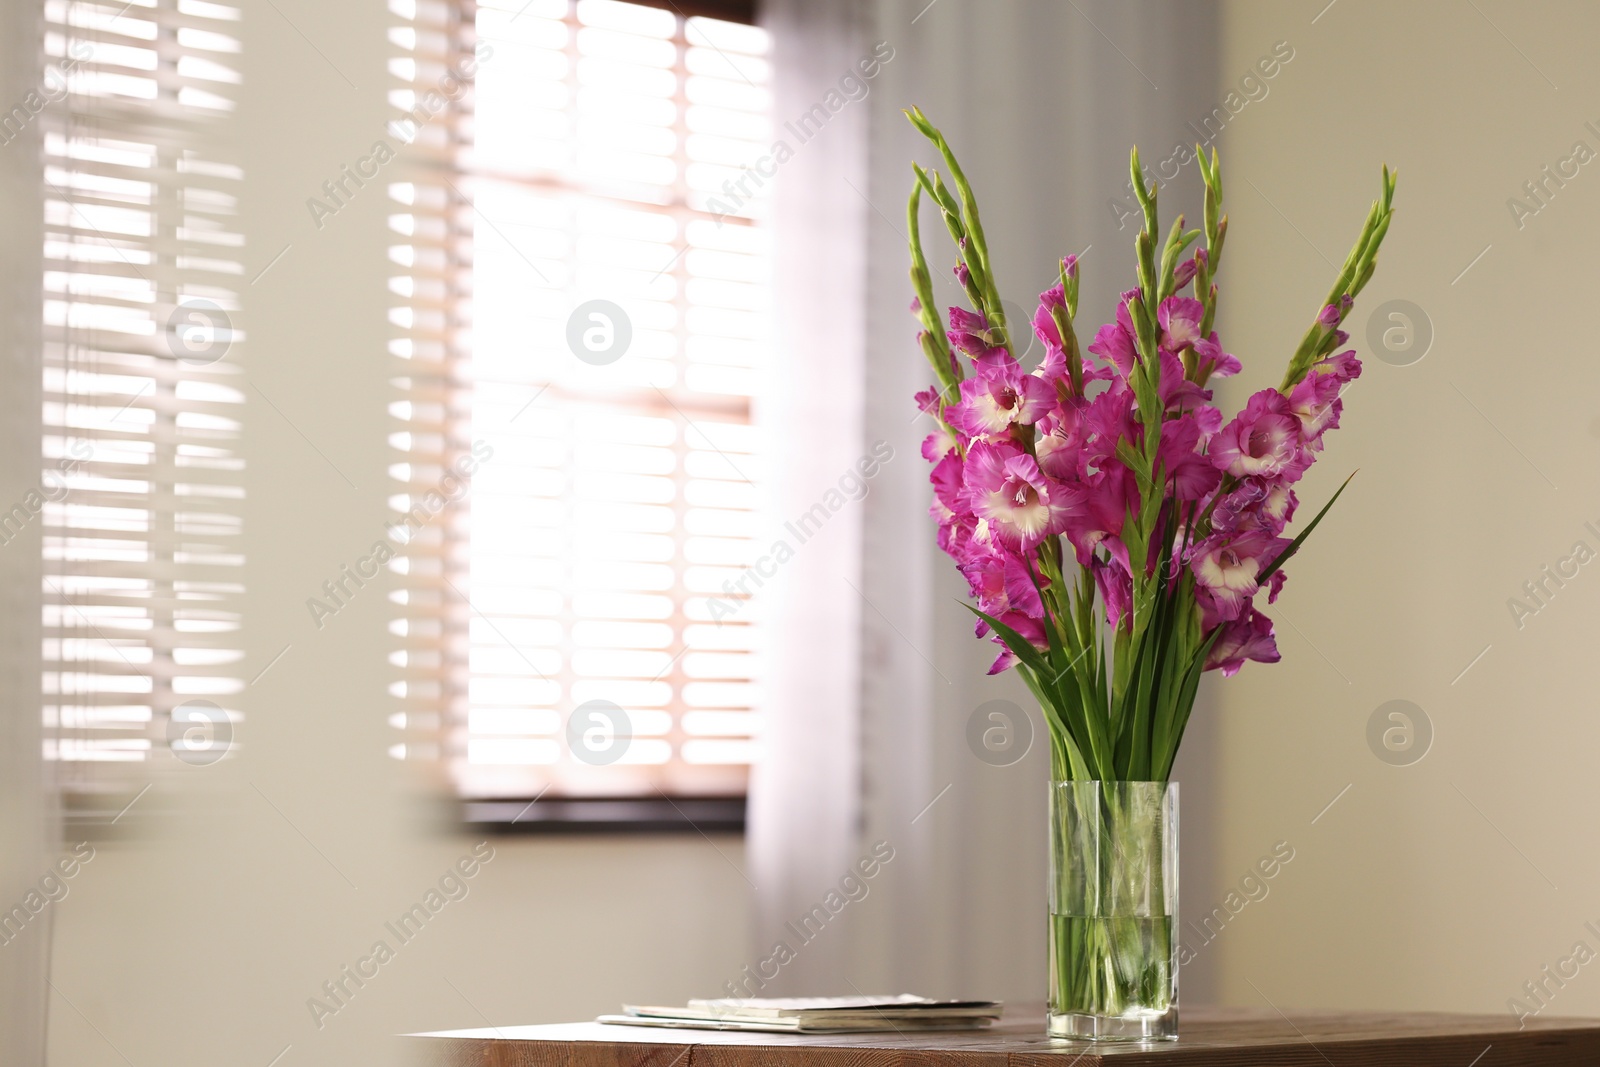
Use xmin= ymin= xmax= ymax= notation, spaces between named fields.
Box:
xmin=1048 ymin=780 xmax=1178 ymax=1042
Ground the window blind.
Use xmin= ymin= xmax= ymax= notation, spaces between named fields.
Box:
xmin=38 ymin=0 xmax=246 ymax=823
xmin=387 ymin=0 xmax=772 ymax=802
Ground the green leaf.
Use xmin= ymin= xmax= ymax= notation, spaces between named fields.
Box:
xmin=962 ymin=603 xmax=1051 ymax=677
xmin=1153 ymin=630 xmax=1220 ymax=781
xmin=1047 ymin=659 xmax=1111 ymax=780
xmin=1010 ymin=636 xmax=1103 ymax=783
xmin=1259 ymin=470 xmax=1358 ymax=583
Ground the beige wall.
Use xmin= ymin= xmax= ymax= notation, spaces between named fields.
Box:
xmin=49 ymin=837 xmax=746 ymax=1063
xmin=1213 ymin=0 xmax=1600 ymax=1017
xmin=44 ymin=2 xmax=747 ymax=1064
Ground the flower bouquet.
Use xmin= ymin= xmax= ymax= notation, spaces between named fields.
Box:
xmin=903 ymin=107 xmax=1395 ymax=1040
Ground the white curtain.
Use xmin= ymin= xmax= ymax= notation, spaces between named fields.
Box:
xmin=746 ymin=0 xmax=874 ymax=991
xmin=0 ymin=1 xmax=56 ymax=1060
xmin=753 ymin=0 xmax=1222 ymax=1001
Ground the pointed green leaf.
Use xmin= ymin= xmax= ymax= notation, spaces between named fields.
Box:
xmin=1259 ymin=470 xmax=1358 ymax=583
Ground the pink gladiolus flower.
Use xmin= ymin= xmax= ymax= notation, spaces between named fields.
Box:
xmin=935 ymin=509 xmax=975 ymax=559
xmin=1288 ymin=368 xmax=1343 ymax=447
xmin=947 ymin=305 xmax=1009 ymax=362
xmin=1063 ymin=467 xmax=1131 ymax=570
xmin=1214 ymin=480 xmax=1299 ymax=539
xmin=1002 ymin=552 xmax=1045 ymax=617
xmin=1039 ymin=347 xmax=1115 ymax=394
xmin=1191 ymin=531 xmax=1280 ymax=622
xmin=929 ymin=451 xmax=964 ymax=513
xmin=986 ymin=611 xmax=1048 ymax=674
xmin=1317 ymin=349 xmax=1361 ymax=382
xmin=1210 ymin=389 xmax=1309 ymax=480
xmin=949 ymin=305 xmax=986 ymax=335
xmin=1266 ymin=568 xmax=1288 ymax=604
xmin=914 ymin=383 xmax=959 ymax=420
xmin=958 ymin=540 xmax=1047 ymax=626
xmin=1205 ymin=607 xmax=1281 ymax=676
xmin=1260 ymin=482 xmax=1298 ymax=528
xmin=1086 ymin=290 xmax=1142 ymax=378
xmin=1289 ymin=350 xmax=1361 ymax=450
xmin=1033 ymin=284 xmax=1115 ymax=392
xmin=1317 ymin=295 xmax=1352 ymax=330
xmin=1173 ymin=254 xmax=1199 ymax=292
xmin=922 ymin=427 xmax=960 ymax=461
xmin=1156 ymin=349 xmax=1212 ymax=413
xmin=1033 ymin=284 xmax=1069 ymax=349
xmin=1093 ymin=556 xmax=1134 ymax=631
xmin=948 ymin=358 xmax=1055 ymax=436
xmin=1158 ymin=414 xmax=1222 ymax=502
xmin=958 ymin=552 xmax=1006 ymax=617
xmin=961 ymin=441 xmax=1074 ymax=550
xmin=1192 ymin=332 xmax=1241 ymax=378
xmin=1087 ymin=321 xmax=1136 ymax=379
xmin=953 ymin=538 xmax=1046 ymax=639
xmin=1080 ymin=384 xmax=1138 ymax=469
xmin=1034 ymin=398 xmax=1091 ymax=482
xmin=1157 ymin=296 xmax=1204 ymax=350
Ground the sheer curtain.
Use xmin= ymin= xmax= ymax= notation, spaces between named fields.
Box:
xmin=1 ymin=3 xmax=53 ymax=1061
xmin=745 ymin=0 xmax=873 ymax=991
xmin=752 ymin=0 xmax=1219 ymax=1000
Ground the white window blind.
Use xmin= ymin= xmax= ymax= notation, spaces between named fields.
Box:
xmin=39 ymin=0 xmax=246 ymax=821
xmin=387 ymin=0 xmax=771 ymax=802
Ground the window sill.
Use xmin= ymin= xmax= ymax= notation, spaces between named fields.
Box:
xmin=462 ymin=796 xmax=745 ymax=835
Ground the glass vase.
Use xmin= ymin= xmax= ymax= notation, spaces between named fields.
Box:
xmin=1048 ymin=780 xmax=1178 ymax=1042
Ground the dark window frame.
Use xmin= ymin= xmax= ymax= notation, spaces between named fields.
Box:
xmin=629 ymin=0 xmax=756 ymax=23
xmin=465 ymin=795 xmax=746 ymax=834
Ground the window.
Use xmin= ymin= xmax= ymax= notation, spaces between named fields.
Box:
xmin=38 ymin=0 xmax=246 ymax=824
xmin=387 ymin=0 xmax=771 ymax=822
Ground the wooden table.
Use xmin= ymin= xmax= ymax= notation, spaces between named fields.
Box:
xmin=409 ymin=1006 xmax=1600 ymax=1066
